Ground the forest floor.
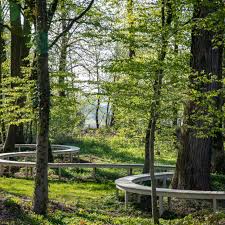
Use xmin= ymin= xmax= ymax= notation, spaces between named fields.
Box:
xmin=0 ymin=136 xmax=225 ymax=224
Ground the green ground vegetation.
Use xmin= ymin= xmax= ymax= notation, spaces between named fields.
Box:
xmin=0 ymin=136 xmax=225 ymax=225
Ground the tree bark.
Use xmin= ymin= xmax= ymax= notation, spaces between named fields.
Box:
xmin=3 ymin=1 xmax=23 ymax=152
xmin=143 ymin=0 xmax=172 ymax=173
xmin=143 ymin=1 xmax=172 ymax=223
xmin=127 ymin=0 xmax=135 ymax=58
xmin=105 ymin=97 xmax=110 ymax=127
xmin=58 ymin=7 xmax=67 ymax=97
xmin=33 ymin=0 xmax=50 ymax=215
xmin=96 ymin=97 xmax=100 ymax=129
xmin=4 ymin=1 xmax=33 ymax=150
xmin=95 ymin=53 xmax=101 ymax=129
xmin=173 ymin=0 xmax=224 ymax=190
xmin=0 ymin=0 xmax=6 ymax=144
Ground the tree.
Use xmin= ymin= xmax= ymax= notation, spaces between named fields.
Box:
xmin=3 ymin=0 xmax=33 ymax=152
xmin=0 ymin=0 xmax=6 ymax=144
xmin=33 ymin=0 xmax=50 ymax=215
xmin=144 ymin=1 xmax=172 ymax=223
xmin=3 ymin=1 xmax=25 ymax=153
xmin=58 ymin=2 xmax=68 ymax=98
xmin=33 ymin=0 xmax=95 ymax=214
xmin=173 ymin=0 xmax=225 ymax=190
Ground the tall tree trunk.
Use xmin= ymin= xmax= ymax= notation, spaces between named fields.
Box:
xmin=144 ymin=67 xmax=164 ymax=224
xmin=3 ymin=1 xmax=22 ymax=152
xmin=0 ymin=0 xmax=6 ymax=144
xmin=109 ymin=111 xmax=115 ymax=127
xmin=3 ymin=1 xmax=32 ymax=150
xmin=26 ymin=121 xmax=33 ymax=143
xmin=127 ymin=0 xmax=135 ymax=58
xmin=173 ymin=0 xmax=224 ymax=190
xmin=143 ymin=0 xmax=172 ymax=173
xmin=149 ymin=111 xmax=159 ymax=224
xmin=96 ymin=96 xmax=100 ymax=129
xmin=109 ymin=75 xmax=116 ymax=127
xmin=143 ymin=1 xmax=172 ymax=223
xmin=19 ymin=12 xmax=32 ymax=144
xmin=58 ymin=8 xmax=67 ymax=97
xmin=105 ymin=97 xmax=110 ymax=127
xmin=211 ymin=24 xmax=225 ymax=173
xmin=172 ymin=19 xmax=180 ymax=152
xmin=48 ymin=140 xmax=53 ymax=163
xmin=16 ymin=3 xmax=33 ymax=144
xmin=95 ymin=52 xmax=101 ymax=129
xmin=33 ymin=0 xmax=50 ymax=215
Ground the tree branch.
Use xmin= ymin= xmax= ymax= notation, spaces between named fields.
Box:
xmin=0 ymin=22 xmax=11 ymax=31
xmin=47 ymin=0 xmax=59 ymax=30
xmin=49 ymin=0 xmax=94 ymax=49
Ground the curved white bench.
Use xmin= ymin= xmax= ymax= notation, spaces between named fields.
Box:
xmin=115 ymin=173 xmax=225 ymax=215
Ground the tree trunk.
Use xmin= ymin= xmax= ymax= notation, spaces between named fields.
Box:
xmin=96 ymin=97 xmax=100 ymax=129
xmin=127 ymin=0 xmax=135 ymax=58
xmin=3 ymin=1 xmax=23 ymax=152
xmin=33 ymin=0 xmax=50 ymax=215
xmin=144 ymin=71 xmax=163 ymax=224
xmin=4 ymin=1 xmax=33 ymax=150
xmin=105 ymin=98 xmax=110 ymax=127
xmin=27 ymin=121 xmax=33 ymax=143
xmin=3 ymin=125 xmax=16 ymax=153
xmin=48 ymin=140 xmax=53 ymax=163
xmin=110 ymin=110 xmax=115 ymax=127
xmin=173 ymin=0 xmax=224 ymax=190
xmin=143 ymin=1 xmax=172 ymax=223
xmin=96 ymin=59 xmax=101 ymax=129
xmin=58 ymin=8 xmax=67 ymax=97
xmin=211 ymin=30 xmax=225 ymax=173
xmin=149 ymin=115 xmax=159 ymax=224
xmin=143 ymin=0 xmax=172 ymax=173
xmin=0 ymin=0 xmax=6 ymax=144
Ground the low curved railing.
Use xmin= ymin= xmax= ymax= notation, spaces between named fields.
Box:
xmin=0 ymin=144 xmax=80 ymax=166
xmin=115 ymin=173 xmax=225 ymax=215
xmin=0 ymin=144 xmax=175 ymax=176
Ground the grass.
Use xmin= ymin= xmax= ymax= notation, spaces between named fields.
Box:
xmin=0 ymin=135 xmax=225 ymax=224
xmin=1 ymin=177 xmax=225 ymax=225
xmin=71 ymin=136 xmax=177 ymax=165
xmin=0 ymin=177 xmax=153 ymax=225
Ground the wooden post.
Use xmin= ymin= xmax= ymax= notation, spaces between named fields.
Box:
xmin=7 ymin=157 xmax=11 ymax=175
xmin=25 ymin=157 xmax=28 ymax=178
xmin=125 ymin=191 xmax=128 ymax=209
xmin=159 ymin=195 xmax=164 ymax=216
xmin=62 ymin=153 xmax=66 ymax=162
xmin=137 ymin=194 xmax=141 ymax=203
xmin=59 ymin=167 xmax=61 ymax=180
xmin=8 ymin=165 xmax=11 ymax=175
xmin=213 ymin=198 xmax=217 ymax=212
xmin=25 ymin=166 xmax=28 ymax=178
xmin=70 ymin=152 xmax=72 ymax=162
xmin=92 ymin=167 xmax=97 ymax=178
xmin=128 ymin=168 xmax=133 ymax=175
xmin=30 ymin=167 xmax=33 ymax=177
xmin=163 ymin=176 xmax=167 ymax=188
xmin=168 ymin=197 xmax=171 ymax=209
xmin=0 ymin=165 xmax=2 ymax=176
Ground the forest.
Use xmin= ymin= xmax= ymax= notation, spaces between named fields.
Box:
xmin=0 ymin=0 xmax=225 ymax=224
